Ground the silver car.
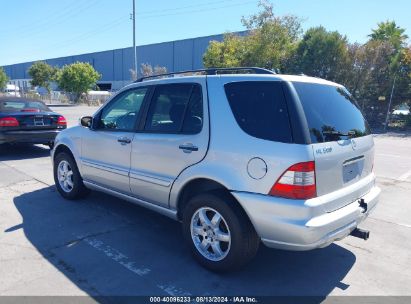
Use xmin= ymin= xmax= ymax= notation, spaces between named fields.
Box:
xmin=52 ymin=68 xmax=380 ymax=271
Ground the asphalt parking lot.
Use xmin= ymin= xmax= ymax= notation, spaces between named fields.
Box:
xmin=0 ymin=105 xmax=410 ymax=298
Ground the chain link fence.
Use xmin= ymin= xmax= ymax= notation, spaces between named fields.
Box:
xmin=19 ymin=91 xmax=112 ymax=106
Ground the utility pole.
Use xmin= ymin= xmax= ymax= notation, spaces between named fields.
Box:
xmin=384 ymin=75 xmax=397 ymax=131
xmin=132 ymin=0 xmax=137 ymax=78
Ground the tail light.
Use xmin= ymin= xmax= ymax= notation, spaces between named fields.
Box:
xmin=269 ymin=161 xmax=316 ymax=200
xmin=0 ymin=117 xmax=19 ymax=127
xmin=57 ymin=116 xmax=67 ymax=127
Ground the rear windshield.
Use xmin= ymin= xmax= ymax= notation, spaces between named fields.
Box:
xmin=224 ymin=81 xmax=292 ymax=143
xmin=293 ymin=82 xmax=370 ymax=143
xmin=0 ymin=100 xmax=50 ymax=112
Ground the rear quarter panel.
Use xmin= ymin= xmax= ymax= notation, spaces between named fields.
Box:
xmin=169 ymin=76 xmax=314 ymax=209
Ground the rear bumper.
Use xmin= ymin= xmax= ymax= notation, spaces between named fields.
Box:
xmin=0 ymin=130 xmax=60 ymax=144
xmin=231 ymin=176 xmax=380 ymax=251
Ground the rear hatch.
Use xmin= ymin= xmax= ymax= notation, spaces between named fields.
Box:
xmin=292 ymin=82 xmax=374 ymax=211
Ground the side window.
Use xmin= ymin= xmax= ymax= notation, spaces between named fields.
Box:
xmin=182 ymin=85 xmax=203 ymax=134
xmin=98 ymin=87 xmax=147 ymax=131
xmin=144 ymin=84 xmax=203 ymax=134
xmin=224 ymin=81 xmax=292 ymax=143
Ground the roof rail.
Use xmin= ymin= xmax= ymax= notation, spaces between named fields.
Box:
xmin=135 ymin=67 xmax=276 ymax=82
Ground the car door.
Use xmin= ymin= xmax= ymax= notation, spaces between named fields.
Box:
xmin=81 ymin=87 xmax=149 ymax=194
xmin=130 ymin=80 xmax=209 ymax=207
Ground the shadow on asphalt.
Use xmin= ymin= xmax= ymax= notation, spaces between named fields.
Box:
xmin=0 ymin=144 xmax=50 ymax=161
xmin=10 ymin=186 xmax=356 ymax=298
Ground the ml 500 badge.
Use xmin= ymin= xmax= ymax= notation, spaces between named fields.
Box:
xmin=315 ymin=147 xmax=333 ymax=155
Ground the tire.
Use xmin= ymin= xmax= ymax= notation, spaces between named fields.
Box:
xmin=54 ymin=152 xmax=90 ymax=200
xmin=182 ymin=191 xmax=260 ymax=272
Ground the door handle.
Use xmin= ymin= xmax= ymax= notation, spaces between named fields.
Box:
xmin=117 ymin=137 xmax=132 ymax=145
xmin=179 ymin=143 xmax=198 ymax=153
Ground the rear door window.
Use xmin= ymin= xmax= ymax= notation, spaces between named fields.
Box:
xmin=224 ymin=81 xmax=292 ymax=143
xmin=144 ymin=83 xmax=203 ymax=134
xmin=293 ymin=82 xmax=370 ymax=143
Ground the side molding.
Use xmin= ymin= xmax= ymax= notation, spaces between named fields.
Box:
xmin=83 ymin=180 xmax=178 ymax=220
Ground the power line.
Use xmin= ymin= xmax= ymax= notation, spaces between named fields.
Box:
xmin=0 ymin=1 xmax=77 ymax=33
xmin=18 ymin=0 xmax=256 ymax=53
xmin=4 ymin=0 xmax=258 ymax=64
xmin=35 ymin=17 xmax=130 ymax=53
xmin=36 ymin=0 xmax=255 ymax=52
xmin=25 ymin=0 xmax=101 ymax=37
xmin=0 ymin=0 xmax=101 ymax=38
xmin=138 ymin=0 xmax=257 ymax=19
xmin=136 ymin=0 xmax=238 ymax=15
xmin=1 ymin=0 xmax=255 ymax=42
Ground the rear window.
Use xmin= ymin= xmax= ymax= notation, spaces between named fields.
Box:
xmin=293 ymin=82 xmax=370 ymax=143
xmin=224 ymin=81 xmax=292 ymax=143
xmin=0 ymin=100 xmax=50 ymax=112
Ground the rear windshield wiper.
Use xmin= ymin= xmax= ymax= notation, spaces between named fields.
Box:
xmin=322 ymin=130 xmax=356 ymax=137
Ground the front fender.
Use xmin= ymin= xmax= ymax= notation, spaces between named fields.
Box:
xmin=52 ymin=126 xmax=83 ymax=174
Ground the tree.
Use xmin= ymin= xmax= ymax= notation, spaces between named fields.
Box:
xmin=342 ymin=40 xmax=411 ymax=127
xmin=346 ymin=41 xmax=395 ymax=100
xmin=0 ymin=67 xmax=8 ymax=91
xmin=292 ymin=26 xmax=350 ymax=82
xmin=369 ymin=21 xmax=408 ymax=51
xmin=203 ymin=34 xmax=245 ymax=68
xmin=393 ymin=46 xmax=411 ymax=105
xmin=56 ymin=62 xmax=101 ymax=102
xmin=241 ymin=12 xmax=302 ymax=71
xmin=402 ymin=47 xmax=411 ymax=94
xmin=28 ymin=61 xmax=57 ymax=93
xmin=140 ymin=63 xmax=167 ymax=77
xmin=129 ymin=68 xmax=138 ymax=81
xmin=203 ymin=0 xmax=302 ymax=71
xmin=365 ymin=21 xmax=410 ymax=126
xmin=241 ymin=1 xmax=301 ymax=41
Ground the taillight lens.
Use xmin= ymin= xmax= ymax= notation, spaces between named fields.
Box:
xmin=0 ymin=117 xmax=19 ymax=127
xmin=269 ymin=161 xmax=316 ymax=200
xmin=57 ymin=116 xmax=67 ymax=127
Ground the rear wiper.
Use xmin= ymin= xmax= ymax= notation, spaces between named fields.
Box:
xmin=322 ymin=130 xmax=356 ymax=137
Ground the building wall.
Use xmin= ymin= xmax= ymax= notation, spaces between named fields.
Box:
xmin=2 ymin=32 xmax=245 ymax=90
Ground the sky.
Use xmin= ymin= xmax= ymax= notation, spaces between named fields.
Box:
xmin=1 ymin=0 xmax=410 ymax=66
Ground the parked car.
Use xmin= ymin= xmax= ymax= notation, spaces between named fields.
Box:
xmin=52 ymin=67 xmax=380 ymax=271
xmin=84 ymin=90 xmax=112 ymax=104
xmin=4 ymin=84 xmax=21 ymax=97
xmin=392 ymin=105 xmax=410 ymax=116
xmin=0 ymin=97 xmax=67 ymax=148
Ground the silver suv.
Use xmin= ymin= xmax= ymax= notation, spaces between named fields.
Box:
xmin=52 ymin=67 xmax=380 ymax=271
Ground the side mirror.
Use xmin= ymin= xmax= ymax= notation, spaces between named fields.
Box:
xmin=80 ymin=116 xmax=93 ymax=128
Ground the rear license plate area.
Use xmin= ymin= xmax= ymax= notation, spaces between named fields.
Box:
xmin=34 ymin=116 xmax=44 ymax=126
xmin=343 ymin=162 xmax=361 ymax=183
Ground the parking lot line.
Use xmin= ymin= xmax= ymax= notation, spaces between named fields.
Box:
xmin=81 ymin=237 xmax=151 ymax=277
xmin=80 ymin=236 xmax=192 ymax=296
xmin=376 ymin=153 xmax=411 ymax=159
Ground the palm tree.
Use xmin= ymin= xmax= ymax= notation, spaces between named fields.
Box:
xmin=369 ymin=21 xmax=408 ymax=50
